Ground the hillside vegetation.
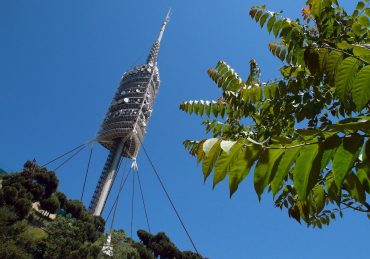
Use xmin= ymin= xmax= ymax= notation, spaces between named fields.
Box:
xmin=0 ymin=161 xmax=203 ymax=259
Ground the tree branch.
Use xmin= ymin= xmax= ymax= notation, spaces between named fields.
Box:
xmin=340 ymin=201 xmax=370 ymax=213
xmin=320 ymin=44 xmax=370 ymax=65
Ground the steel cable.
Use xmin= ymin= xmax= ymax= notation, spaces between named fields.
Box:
xmin=53 ymin=145 xmax=86 ymax=171
xmin=139 ymin=140 xmax=200 ymax=254
xmin=81 ymin=146 xmax=93 ymax=201
xmin=130 ymin=171 xmax=135 ymax=238
xmin=42 ymin=143 xmax=87 ymax=167
xmin=137 ymin=170 xmax=151 ymax=232
xmin=105 ymin=166 xmax=132 ymax=224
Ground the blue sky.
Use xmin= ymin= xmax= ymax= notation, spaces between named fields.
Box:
xmin=0 ymin=1 xmax=367 ymax=258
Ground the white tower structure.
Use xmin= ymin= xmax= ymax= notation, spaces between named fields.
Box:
xmin=89 ymin=11 xmax=170 ymax=216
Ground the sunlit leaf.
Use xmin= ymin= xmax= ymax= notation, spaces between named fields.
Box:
xmin=343 ymin=173 xmax=366 ymax=203
xmin=293 ymin=143 xmax=320 ymax=200
xmin=203 ymin=138 xmax=219 ymax=155
xmin=352 ymin=66 xmax=370 ymax=110
xmin=335 ymin=57 xmax=361 ymax=102
xmin=229 ymin=144 xmax=261 ymax=196
xmin=312 ymin=184 xmax=325 ymax=213
xmin=353 ymin=46 xmax=370 ymax=62
xmin=271 ymin=146 xmax=302 ymax=195
xmin=324 ymin=50 xmax=343 ymax=83
xmin=333 ymin=134 xmax=363 ymax=188
xmin=254 ymin=148 xmax=285 ymax=199
xmin=213 ymin=142 xmax=241 ymax=188
xmin=267 ymin=16 xmax=276 ymax=33
xmin=259 ymin=13 xmax=269 ymax=27
xmin=202 ymin=139 xmax=221 ymax=181
xmin=320 ymin=135 xmax=341 ymax=172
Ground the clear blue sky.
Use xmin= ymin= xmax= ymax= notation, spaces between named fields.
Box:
xmin=1 ymin=1 xmax=367 ymax=258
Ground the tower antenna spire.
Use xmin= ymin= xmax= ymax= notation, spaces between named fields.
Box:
xmin=147 ymin=8 xmax=171 ymax=65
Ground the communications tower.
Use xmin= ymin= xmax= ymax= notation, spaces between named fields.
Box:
xmin=89 ymin=11 xmax=170 ymax=216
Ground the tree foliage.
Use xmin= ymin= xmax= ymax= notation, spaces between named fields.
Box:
xmin=40 ymin=195 xmax=60 ymax=216
xmin=95 ymin=230 xmax=146 ymax=259
xmin=180 ymin=0 xmax=370 ymax=227
xmin=0 ymin=161 xmax=106 ymax=258
xmin=0 ymin=161 xmax=204 ymax=258
xmin=137 ymin=230 xmax=204 ymax=259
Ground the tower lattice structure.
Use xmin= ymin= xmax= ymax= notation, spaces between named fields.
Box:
xmin=89 ymin=11 xmax=170 ymax=216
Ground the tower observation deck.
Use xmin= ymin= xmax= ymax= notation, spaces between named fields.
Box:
xmin=89 ymin=10 xmax=170 ymax=216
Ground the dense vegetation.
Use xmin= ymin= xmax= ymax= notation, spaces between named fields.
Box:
xmin=0 ymin=161 xmax=203 ymax=258
xmin=181 ymin=0 xmax=370 ymax=227
xmin=0 ymin=161 xmax=105 ymax=258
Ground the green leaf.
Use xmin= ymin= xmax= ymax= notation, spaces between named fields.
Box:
xmin=203 ymin=138 xmax=219 ymax=155
xmin=229 ymin=144 xmax=261 ymax=196
xmin=358 ymin=15 xmax=370 ymax=26
xmin=279 ymin=24 xmax=293 ymax=38
xmin=267 ymin=16 xmax=276 ymax=33
xmin=320 ymin=135 xmax=341 ymax=172
xmin=336 ymin=41 xmax=352 ymax=50
xmin=202 ymin=139 xmax=221 ymax=181
xmin=352 ymin=22 xmax=366 ymax=36
xmin=193 ymin=101 xmax=199 ymax=114
xmin=255 ymin=10 xmax=263 ymax=22
xmin=352 ymin=66 xmax=370 ymax=110
xmin=343 ymin=173 xmax=366 ymax=203
xmin=259 ymin=13 xmax=269 ymax=27
xmin=271 ymin=146 xmax=302 ymax=195
xmin=220 ymin=140 xmax=237 ymax=153
xmin=318 ymin=48 xmax=329 ymax=75
xmin=326 ymin=116 xmax=370 ymax=133
xmin=205 ymin=101 xmax=211 ymax=117
xmin=324 ymin=50 xmax=343 ymax=83
xmin=212 ymin=102 xmax=219 ymax=117
xmin=293 ymin=143 xmax=320 ymax=201
xmin=326 ymin=173 xmax=340 ymax=203
xmin=309 ymin=0 xmax=323 ymax=17
xmin=279 ymin=49 xmax=287 ymax=61
xmin=357 ymin=166 xmax=370 ymax=194
xmin=357 ymin=139 xmax=370 ymax=193
xmin=353 ymin=46 xmax=370 ymax=62
xmin=213 ymin=123 xmax=222 ymax=136
xmin=254 ymin=148 xmax=285 ymax=199
xmin=263 ymin=86 xmax=270 ymax=99
xmin=273 ymin=20 xmax=283 ymax=37
xmin=196 ymin=140 xmax=205 ymax=164
xmin=333 ymin=134 xmax=363 ymax=188
xmin=187 ymin=101 xmax=194 ymax=114
xmin=335 ymin=57 xmax=361 ymax=102
xmin=365 ymin=8 xmax=370 ymax=16
xmin=356 ymin=1 xmax=365 ymax=10
xmin=312 ymin=185 xmax=325 ymax=213
xmin=213 ymin=141 xmax=241 ymax=188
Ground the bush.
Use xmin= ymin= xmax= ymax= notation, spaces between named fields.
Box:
xmin=15 ymin=198 xmax=32 ymax=219
xmin=3 ymin=186 xmax=18 ymax=205
xmin=0 ymin=190 xmax=4 ymax=206
xmin=29 ymin=183 xmax=44 ymax=201
xmin=40 ymin=195 xmax=60 ymax=215
xmin=55 ymin=192 xmax=67 ymax=209
xmin=65 ymin=200 xmax=84 ymax=219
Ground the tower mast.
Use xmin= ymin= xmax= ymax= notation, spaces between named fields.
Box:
xmin=89 ymin=10 xmax=171 ymax=216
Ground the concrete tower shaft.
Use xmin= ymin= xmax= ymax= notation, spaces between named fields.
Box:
xmin=89 ymin=10 xmax=170 ymax=216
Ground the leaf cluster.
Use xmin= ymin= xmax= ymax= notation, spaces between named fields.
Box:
xmin=180 ymin=0 xmax=370 ymax=227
